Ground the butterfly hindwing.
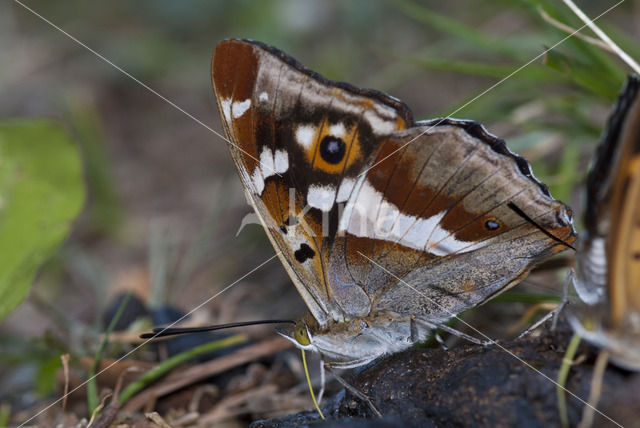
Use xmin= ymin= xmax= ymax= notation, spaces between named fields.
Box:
xmin=330 ymin=120 xmax=575 ymax=320
xmin=606 ymin=76 xmax=640 ymax=323
xmin=568 ymin=75 xmax=640 ymax=371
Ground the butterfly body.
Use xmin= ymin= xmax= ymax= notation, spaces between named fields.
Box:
xmin=570 ymin=75 xmax=640 ymax=370
xmin=212 ymin=39 xmax=575 ymax=367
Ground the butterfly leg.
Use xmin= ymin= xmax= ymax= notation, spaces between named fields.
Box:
xmin=514 ymin=269 xmax=574 ymax=339
xmin=325 ymin=365 xmax=383 ymax=418
xmin=409 ymin=315 xmax=447 ymax=349
xmin=515 ymin=308 xmax=557 ymax=339
xmin=553 ymin=268 xmax=574 ymax=330
xmin=416 ymin=319 xmax=496 ymax=347
xmin=317 ymin=357 xmax=326 ymax=405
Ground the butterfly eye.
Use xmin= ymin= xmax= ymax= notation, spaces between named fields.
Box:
xmin=485 ymin=219 xmax=500 ymax=231
xmin=319 ymin=135 xmax=346 ymax=164
xmin=294 ymin=322 xmax=311 ymax=346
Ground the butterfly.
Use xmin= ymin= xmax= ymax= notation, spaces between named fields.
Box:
xmin=212 ymin=39 xmax=576 ymax=368
xmin=568 ymin=75 xmax=640 ymax=370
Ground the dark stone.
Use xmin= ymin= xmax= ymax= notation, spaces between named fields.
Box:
xmin=253 ymin=316 xmax=636 ymax=427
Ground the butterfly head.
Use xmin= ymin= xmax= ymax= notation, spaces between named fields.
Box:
xmin=279 ymin=315 xmax=428 ymax=368
xmin=292 ymin=320 xmax=314 ymax=349
xmin=277 ymin=316 xmax=319 ymax=353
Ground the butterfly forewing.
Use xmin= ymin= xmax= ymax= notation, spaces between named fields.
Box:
xmin=213 ymin=39 xmax=413 ymax=325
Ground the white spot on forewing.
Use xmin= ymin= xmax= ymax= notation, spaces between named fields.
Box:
xmin=252 ymin=148 xmax=286 ymax=193
xmin=220 ymin=98 xmax=232 ymax=122
xmin=232 ymin=99 xmax=251 ymax=118
xmin=329 ymin=122 xmax=346 ymax=137
xmin=259 ymin=92 xmax=269 ymax=102
xmin=339 ymin=180 xmax=486 ymax=254
xmin=336 ymin=178 xmax=356 ymax=203
xmin=295 ymin=125 xmax=316 ymax=149
xmin=274 ymin=150 xmax=289 ymax=173
xmin=252 ymin=168 xmax=265 ymax=194
xmin=308 ymin=184 xmax=336 ymax=212
xmin=259 ymin=147 xmax=275 ymax=178
xmin=364 ymin=110 xmax=398 ymax=135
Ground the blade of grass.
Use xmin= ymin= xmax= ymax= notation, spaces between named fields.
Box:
xmin=301 ymin=349 xmax=324 ymax=419
xmin=543 ymin=49 xmax=622 ymax=100
xmin=561 ymin=0 xmax=640 ymax=74
xmin=0 ymin=404 xmax=10 ymax=428
xmin=492 ymin=292 xmax=561 ymax=304
xmin=406 ymin=56 xmax=560 ymax=81
xmin=118 ymin=333 xmax=247 ymax=404
xmin=392 ymin=0 xmax=526 ymax=60
xmin=551 ymin=139 xmax=580 ymax=203
xmin=531 ymin=0 xmax=626 ymax=90
xmin=557 ymin=332 xmax=581 ymax=428
xmin=87 ymin=291 xmax=132 ymax=414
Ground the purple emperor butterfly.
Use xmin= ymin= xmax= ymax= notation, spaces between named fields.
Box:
xmin=569 ymin=75 xmax=640 ymax=370
xmin=212 ymin=39 xmax=576 ymax=368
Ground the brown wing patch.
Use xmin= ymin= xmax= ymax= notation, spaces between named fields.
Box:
xmin=212 ymin=40 xmax=260 ymax=175
xmin=212 ymin=40 xmax=257 ymax=100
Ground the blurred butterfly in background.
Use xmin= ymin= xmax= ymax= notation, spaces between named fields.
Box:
xmin=212 ymin=39 xmax=576 ymax=368
xmin=569 ymin=75 xmax=640 ymax=370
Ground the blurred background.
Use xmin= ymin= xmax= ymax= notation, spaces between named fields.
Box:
xmin=1 ymin=0 xmax=639 ymax=425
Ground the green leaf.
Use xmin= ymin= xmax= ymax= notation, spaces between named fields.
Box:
xmin=0 ymin=120 xmax=85 ymax=321
xmin=36 ymin=356 xmax=62 ymax=397
xmin=543 ymin=48 xmax=624 ymax=101
xmin=406 ymin=55 xmax=560 ymax=81
xmin=392 ymin=0 xmax=526 ymax=60
xmin=67 ymin=104 xmax=121 ymax=235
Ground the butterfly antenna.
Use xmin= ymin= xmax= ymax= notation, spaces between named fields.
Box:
xmin=507 ymin=202 xmax=576 ymax=251
xmin=140 ymin=319 xmax=296 ymax=339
